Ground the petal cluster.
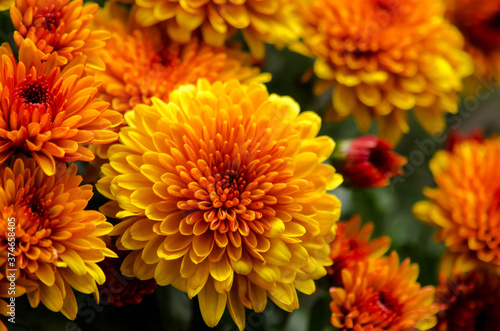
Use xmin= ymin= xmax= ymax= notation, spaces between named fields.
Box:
xmin=299 ymin=0 xmax=473 ymax=143
xmin=132 ymin=0 xmax=302 ymax=58
xmin=0 ymin=157 xmax=116 ymax=319
xmin=10 ymin=0 xmax=110 ymax=70
xmin=0 ymin=39 xmax=122 ymax=175
xmin=97 ymin=79 xmax=342 ymax=330
xmin=91 ymin=13 xmax=270 ymax=115
xmin=327 ymin=215 xmax=390 ymax=286
xmin=330 ymin=251 xmax=438 ymax=330
xmin=413 ymin=137 xmax=500 ymax=266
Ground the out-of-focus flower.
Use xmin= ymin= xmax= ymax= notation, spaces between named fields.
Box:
xmin=445 ymin=129 xmax=484 ymax=152
xmin=97 ymin=79 xmax=342 ymax=330
xmin=0 ymin=0 xmax=13 ymax=11
xmin=434 ymin=268 xmax=500 ymax=331
xmin=0 ymin=157 xmax=116 ymax=319
xmin=445 ymin=0 xmax=500 ymax=88
xmin=98 ymin=243 xmax=157 ymax=307
xmin=0 ymin=39 xmax=122 ymax=175
xmin=332 ymin=135 xmax=406 ymax=189
xmin=414 ymin=137 xmax=500 ymax=266
xmin=327 ymin=215 xmax=390 ymax=286
xmin=298 ymin=0 xmax=473 ymax=143
xmin=330 ymin=251 xmax=439 ymax=330
xmin=131 ymin=0 xmax=302 ymax=59
xmin=10 ymin=0 xmax=109 ymax=70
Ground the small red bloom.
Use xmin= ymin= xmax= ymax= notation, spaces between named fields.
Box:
xmin=334 ymin=135 xmax=406 ymax=188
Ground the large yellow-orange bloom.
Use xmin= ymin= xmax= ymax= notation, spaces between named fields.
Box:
xmin=97 ymin=79 xmax=342 ymax=330
xmin=0 ymin=39 xmax=122 ymax=175
xmin=413 ymin=137 xmax=500 ymax=267
xmin=445 ymin=0 xmax=500 ymax=88
xmin=10 ymin=0 xmax=109 ymax=70
xmin=299 ymin=0 xmax=473 ymax=143
xmin=330 ymin=251 xmax=438 ymax=330
xmin=0 ymin=157 xmax=116 ymax=319
xmin=131 ymin=0 xmax=302 ymax=59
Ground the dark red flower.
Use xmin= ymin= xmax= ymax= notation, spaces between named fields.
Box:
xmin=98 ymin=245 xmax=157 ymax=307
xmin=334 ymin=135 xmax=406 ymax=188
xmin=434 ymin=269 xmax=500 ymax=331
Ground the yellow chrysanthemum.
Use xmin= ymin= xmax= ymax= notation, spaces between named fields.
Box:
xmin=330 ymin=251 xmax=439 ymax=330
xmin=97 ymin=79 xmax=342 ymax=330
xmin=0 ymin=39 xmax=122 ymax=175
xmin=413 ymin=137 xmax=500 ymax=267
xmin=10 ymin=0 xmax=109 ymax=70
xmin=445 ymin=0 xmax=500 ymax=88
xmin=299 ymin=0 xmax=473 ymax=143
xmin=131 ymin=0 xmax=302 ymax=59
xmin=0 ymin=0 xmax=13 ymax=11
xmin=0 ymin=157 xmax=116 ymax=319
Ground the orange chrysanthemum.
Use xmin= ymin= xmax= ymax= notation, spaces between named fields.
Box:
xmin=92 ymin=13 xmax=270 ymax=116
xmin=131 ymin=0 xmax=302 ymax=59
xmin=445 ymin=0 xmax=500 ymax=86
xmin=413 ymin=137 xmax=500 ymax=267
xmin=299 ymin=0 xmax=473 ymax=143
xmin=327 ymin=215 xmax=390 ymax=286
xmin=330 ymin=251 xmax=438 ymax=331
xmin=0 ymin=157 xmax=116 ymax=319
xmin=0 ymin=39 xmax=122 ymax=175
xmin=97 ymin=79 xmax=342 ymax=330
xmin=10 ymin=0 xmax=109 ymax=70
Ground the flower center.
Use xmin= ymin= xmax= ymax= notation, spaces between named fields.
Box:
xmin=37 ymin=6 xmax=61 ymax=31
xmin=11 ymin=75 xmax=55 ymax=131
xmin=366 ymin=290 xmax=401 ymax=325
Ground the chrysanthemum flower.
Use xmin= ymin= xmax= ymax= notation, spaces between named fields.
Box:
xmin=0 ymin=157 xmax=116 ymax=319
xmin=434 ymin=269 xmax=500 ymax=331
xmin=299 ymin=0 xmax=473 ymax=143
xmin=98 ymin=243 xmax=157 ymax=307
xmin=327 ymin=215 xmax=390 ymax=286
xmin=330 ymin=251 xmax=438 ymax=330
xmin=413 ymin=137 xmax=500 ymax=267
xmin=92 ymin=16 xmax=270 ymax=116
xmin=332 ymin=135 xmax=406 ymax=188
xmin=0 ymin=39 xmax=122 ymax=175
xmin=445 ymin=0 xmax=500 ymax=86
xmin=10 ymin=0 xmax=109 ymax=70
xmin=131 ymin=0 xmax=302 ymax=59
xmin=97 ymin=79 xmax=342 ymax=329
